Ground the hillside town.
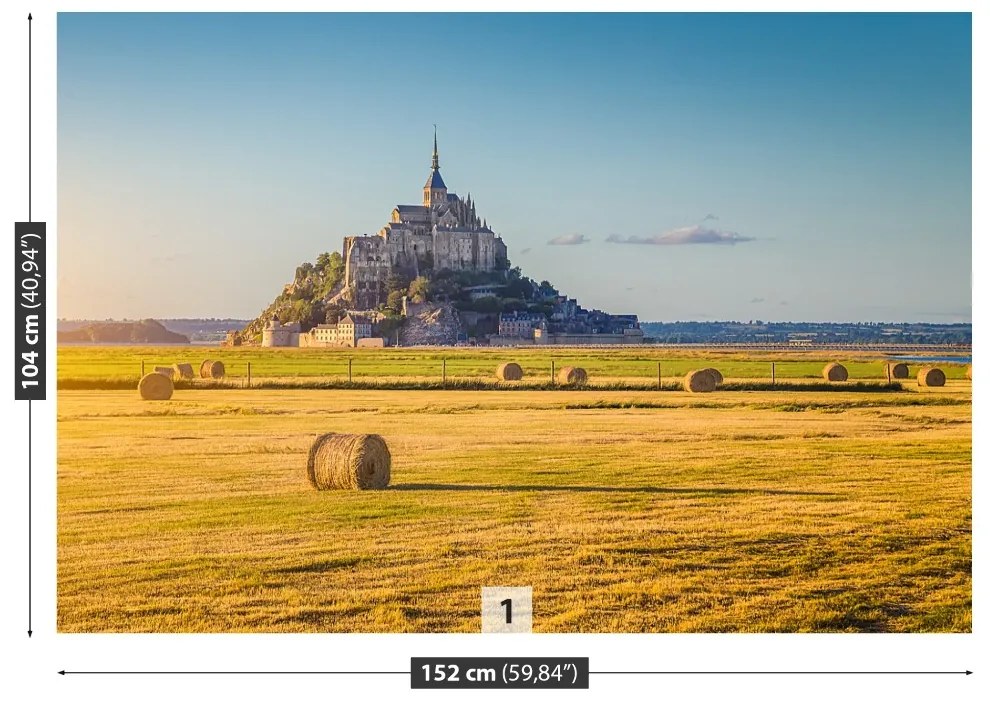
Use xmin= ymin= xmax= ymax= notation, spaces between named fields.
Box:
xmin=245 ymin=135 xmax=644 ymax=347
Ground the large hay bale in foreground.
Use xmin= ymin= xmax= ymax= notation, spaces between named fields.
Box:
xmin=822 ymin=362 xmax=848 ymax=382
xmin=917 ymin=367 xmax=946 ymax=387
xmin=496 ymin=362 xmax=524 ymax=381
xmin=556 ymin=366 xmax=587 ymax=386
xmin=173 ymin=362 xmax=195 ymax=380
xmin=139 ymin=372 xmax=174 ymax=401
xmin=307 ymin=433 xmax=391 ymax=490
xmin=684 ymin=369 xmax=717 ymax=393
xmin=200 ymin=359 xmax=225 ymax=379
xmin=886 ymin=362 xmax=909 ymax=379
xmin=153 ymin=366 xmax=174 ymax=378
xmin=701 ymin=367 xmax=724 ymax=386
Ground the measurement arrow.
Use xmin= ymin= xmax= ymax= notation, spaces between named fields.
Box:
xmin=60 ymin=671 xmax=410 ymax=676
xmin=58 ymin=670 xmax=971 ymax=676
xmin=26 ymin=11 xmax=34 ymax=640
xmin=28 ymin=13 xmax=33 ymax=221
xmin=591 ymin=670 xmax=972 ymax=676
xmin=28 ymin=399 xmax=32 ymax=638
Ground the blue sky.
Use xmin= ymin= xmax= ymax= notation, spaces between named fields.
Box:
xmin=57 ymin=12 xmax=972 ymax=322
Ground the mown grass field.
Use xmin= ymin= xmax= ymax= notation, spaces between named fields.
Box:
xmin=57 ymin=344 xmax=971 ymax=387
xmin=58 ymin=365 xmax=972 ymax=632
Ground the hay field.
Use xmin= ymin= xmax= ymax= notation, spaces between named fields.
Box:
xmin=56 ymin=345 xmax=971 ymax=387
xmin=58 ymin=383 xmax=971 ymax=632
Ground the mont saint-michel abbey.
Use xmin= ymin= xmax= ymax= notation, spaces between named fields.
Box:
xmin=257 ymin=133 xmax=643 ymax=348
xmin=342 ymin=133 xmax=508 ymax=309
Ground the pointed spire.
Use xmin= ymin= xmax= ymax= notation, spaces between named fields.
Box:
xmin=431 ymin=125 xmax=440 ymax=171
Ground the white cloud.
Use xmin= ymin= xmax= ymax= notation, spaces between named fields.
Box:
xmin=547 ymin=233 xmax=590 ymax=246
xmin=608 ymin=225 xmax=754 ymax=246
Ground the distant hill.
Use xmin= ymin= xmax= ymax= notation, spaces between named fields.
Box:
xmin=58 ymin=318 xmax=250 ymax=343
xmin=58 ymin=319 xmax=190 ymax=344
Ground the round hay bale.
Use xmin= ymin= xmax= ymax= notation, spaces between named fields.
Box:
xmin=966 ymin=364 xmax=972 ymax=380
xmin=701 ymin=367 xmax=724 ymax=386
xmin=199 ymin=359 xmax=225 ymax=379
xmin=139 ymin=372 xmax=174 ymax=401
xmin=556 ymin=366 xmax=588 ymax=386
xmin=307 ymin=433 xmax=391 ymax=490
xmin=153 ymin=366 xmax=174 ymax=378
xmin=886 ymin=362 xmax=909 ymax=379
xmin=173 ymin=362 xmax=195 ymax=380
xmin=822 ymin=362 xmax=848 ymax=382
xmin=684 ymin=369 xmax=717 ymax=393
xmin=496 ymin=362 xmax=524 ymax=381
xmin=917 ymin=366 xmax=946 ymax=387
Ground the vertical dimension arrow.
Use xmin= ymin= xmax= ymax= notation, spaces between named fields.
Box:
xmin=27 ymin=11 xmax=33 ymax=641
xmin=17 ymin=11 xmax=43 ymax=640
xmin=28 ymin=394 xmax=32 ymax=638
xmin=29 ymin=13 xmax=32 ymax=223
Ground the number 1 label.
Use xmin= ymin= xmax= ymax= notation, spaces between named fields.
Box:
xmin=481 ymin=587 xmax=531 ymax=633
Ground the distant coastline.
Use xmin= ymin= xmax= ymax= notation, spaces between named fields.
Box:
xmin=57 ymin=318 xmax=971 ymax=347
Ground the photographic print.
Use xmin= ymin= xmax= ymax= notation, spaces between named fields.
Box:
xmin=56 ymin=12 xmax=971 ymax=633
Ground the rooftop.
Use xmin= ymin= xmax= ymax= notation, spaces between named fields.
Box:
xmin=424 ymin=169 xmax=446 ymax=190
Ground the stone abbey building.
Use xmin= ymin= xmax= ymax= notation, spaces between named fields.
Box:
xmin=342 ymin=133 xmax=508 ymax=308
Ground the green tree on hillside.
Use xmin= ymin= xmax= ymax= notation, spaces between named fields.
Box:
xmin=324 ymin=302 xmax=347 ymax=325
xmin=315 ymin=252 xmax=345 ymax=298
xmin=386 ymin=289 xmax=405 ymax=314
xmin=409 ymin=276 xmax=431 ymax=304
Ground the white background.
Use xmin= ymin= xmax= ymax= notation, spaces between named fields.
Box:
xmin=0 ymin=1 xmax=984 ymax=708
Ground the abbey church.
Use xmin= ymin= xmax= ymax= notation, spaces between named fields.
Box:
xmin=341 ymin=132 xmax=508 ymax=308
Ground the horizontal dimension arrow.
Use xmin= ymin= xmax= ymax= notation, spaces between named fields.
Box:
xmin=591 ymin=671 xmax=971 ymax=676
xmin=60 ymin=670 xmax=409 ymax=676
xmin=60 ymin=669 xmax=970 ymax=676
